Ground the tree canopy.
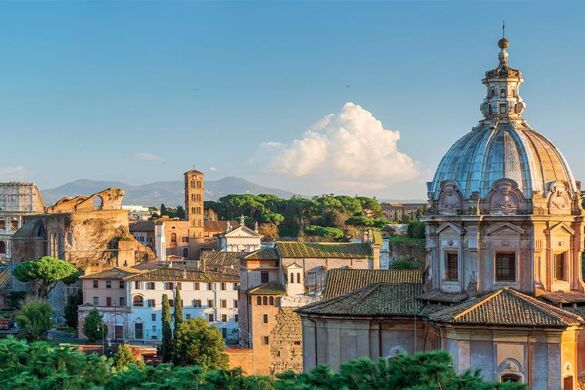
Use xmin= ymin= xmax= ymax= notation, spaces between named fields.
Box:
xmin=205 ymin=193 xmax=391 ymax=240
xmin=15 ymin=300 xmax=53 ymax=342
xmin=0 ymin=338 xmax=528 ymax=389
xmin=82 ymin=308 xmax=108 ymax=343
xmin=13 ymin=256 xmax=79 ymax=299
xmin=161 ymin=294 xmax=173 ymax=363
xmin=172 ymin=318 xmax=228 ymax=369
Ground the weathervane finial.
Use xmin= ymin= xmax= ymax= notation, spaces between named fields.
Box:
xmin=502 ymin=20 xmax=505 ymax=39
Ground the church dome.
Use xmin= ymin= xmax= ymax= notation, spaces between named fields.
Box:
xmin=429 ymin=38 xmax=576 ymax=200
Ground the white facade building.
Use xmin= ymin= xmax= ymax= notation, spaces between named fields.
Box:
xmin=218 ymin=219 xmax=263 ymax=253
xmin=78 ymin=266 xmax=240 ymax=343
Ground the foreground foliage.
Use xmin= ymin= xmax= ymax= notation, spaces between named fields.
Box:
xmin=0 ymin=338 xmax=527 ymax=389
xmin=83 ymin=308 xmax=108 ymax=343
xmin=172 ymin=318 xmax=228 ymax=369
xmin=15 ymin=300 xmax=53 ymax=341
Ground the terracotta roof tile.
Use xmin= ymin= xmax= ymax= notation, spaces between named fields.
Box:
xmin=322 ymin=268 xmax=422 ymax=299
xmin=247 ymin=282 xmax=286 ymax=295
xmin=276 ymin=242 xmax=372 ymax=259
xmin=81 ymin=266 xmax=140 ymax=280
xmin=244 ymin=248 xmax=279 ymax=260
xmin=200 ymin=251 xmax=244 ymax=270
xmin=297 ymin=283 xmax=424 ymax=317
xmin=429 ymin=288 xmax=583 ymax=327
xmin=124 ymin=268 xmax=239 ymax=282
xmin=417 ymin=290 xmax=469 ymax=303
xmin=540 ymin=291 xmax=585 ymax=305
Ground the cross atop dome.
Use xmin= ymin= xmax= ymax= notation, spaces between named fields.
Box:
xmin=479 ymin=30 xmax=525 ymax=121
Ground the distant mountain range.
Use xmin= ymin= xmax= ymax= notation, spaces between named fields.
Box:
xmin=42 ymin=177 xmax=299 ymax=206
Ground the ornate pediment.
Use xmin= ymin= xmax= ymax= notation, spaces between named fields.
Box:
xmin=438 ymin=181 xmax=463 ymax=215
xmin=486 ymin=222 xmax=525 ymax=236
xmin=546 ymin=221 xmax=575 ymax=236
xmin=547 ymin=181 xmax=573 ymax=215
xmin=437 ymin=222 xmax=465 ymax=235
xmin=487 ymin=179 xmax=524 ymax=215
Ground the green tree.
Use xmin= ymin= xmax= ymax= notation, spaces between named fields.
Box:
xmin=15 ymin=300 xmax=53 ymax=342
xmin=64 ymin=289 xmax=82 ymax=329
xmin=304 ymin=225 xmax=345 ymax=240
xmin=407 ymin=220 xmax=426 ymax=239
xmin=390 ymin=258 xmax=419 ymax=270
xmin=175 ymin=205 xmax=186 ymax=219
xmin=160 ymin=203 xmax=168 ymax=216
xmin=82 ymin=308 xmax=108 ymax=343
xmin=173 ymin=286 xmax=183 ymax=331
xmin=161 ymin=293 xmax=173 ymax=363
xmin=172 ymin=318 xmax=228 ymax=369
xmin=0 ymin=337 xmax=111 ymax=389
xmin=113 ymin=344 xmax=136 ymax=370
xmin=13 ymin=256 xmax=79 ymax=299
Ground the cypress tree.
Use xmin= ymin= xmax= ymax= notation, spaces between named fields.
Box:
xmin=173 ymin=286 xmax=183 ymax=330
xmin=161 ymin=294 xmax=173 ymax=362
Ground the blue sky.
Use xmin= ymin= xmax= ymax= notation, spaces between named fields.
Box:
xmin=1 ymin=1 xmax=585 ymax=199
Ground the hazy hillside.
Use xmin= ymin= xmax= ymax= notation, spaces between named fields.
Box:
xmin=42 ymin=177 xmax=298 ymax=206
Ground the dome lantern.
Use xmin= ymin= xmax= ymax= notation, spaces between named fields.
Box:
xmin=480 ymin=34 xmax=525 ymax=121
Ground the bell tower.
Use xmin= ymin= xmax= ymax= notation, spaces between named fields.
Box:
xmin=184 ymin=169 xmax=205 ymax=257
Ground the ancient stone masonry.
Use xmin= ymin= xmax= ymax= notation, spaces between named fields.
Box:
xmin=270 ymin=307 xmax=303 ymax=374
xmin=0 ymin=182 xmax=45 ymax=264
xmin=13 ymin=188 xmax=154 ymax=269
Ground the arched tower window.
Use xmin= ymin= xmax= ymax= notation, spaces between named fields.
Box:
xmin=0 ymin=241 xmax=5 ymax=254
xmin=133 ymin=295 xmax=144 ymax=307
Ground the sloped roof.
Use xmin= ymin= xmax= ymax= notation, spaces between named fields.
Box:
xmin=244 ymin=248 xmax=279 ymax=260
xmin=429 ymin=288 xmax=583 ymax=327
xmin=247 ymin=282 xmax=286 ymax=295
xmin=276 ymin=242 xmax=372 ymax=259
xmin=540 ymin=291 xmax=585 ymax=305
xmin=124 ymin=267 xmax=239 ymax=282
xmin=417 ymin=290 xmax=469 ymax=303
xmin=220 ymin=225 xmax=263 ymax=238
xmin=204 ymin=220 xmax=239 ymax=233
xmin=81 ymin=266 xmax=140 ymax=280
xmin=297 ymin=283 xmax=424 ymax=317
xmin=200 ymin=251 xmax=244 ymax=270
xmin=129 ymin=221 xmax=154 ymax=233
xmin=322 ymin=268 xmax=422 ymax=299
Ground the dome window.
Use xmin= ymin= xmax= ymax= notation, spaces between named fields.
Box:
xmin=499 ymin=103 xmax=507 ymax=114
xmin=490 ymin=88 xmax=495 ymax=98
xmin=500 ymin=88 xmax=506 ymax=98
xmin=488 ymin=105 xmax=493 ymax=115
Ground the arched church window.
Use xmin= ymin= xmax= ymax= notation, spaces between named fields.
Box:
xmin=500 ymin=88 xmax=506 ymax=98
xmin=296 ymin=273 xmax=301 ymax=283
xmin=133 ymin=295 xmax=144 ymax=307
xmin=263 ymin=296 xmax=268 ymax=305
xmin=257 ymin=296 xmax=262 ymax=305
xmin=182 ymin=248 xmax=189 ymax=258
xmin=269 ymin=296 xmax=274 ymax=305
xmin=490 ymin=88 xmax=495 ymax=98
xmin=500 ymin=374 xmax=521 ymax=383
xmin=290 ymin=273 xmax=294 ymax=283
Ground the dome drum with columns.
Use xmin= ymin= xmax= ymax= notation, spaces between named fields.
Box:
xmin=424 ymin=37 xmax=585 ymax=297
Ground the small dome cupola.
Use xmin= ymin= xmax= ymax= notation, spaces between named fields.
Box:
xmin=480 ymin=29 xmax=526 ymax=121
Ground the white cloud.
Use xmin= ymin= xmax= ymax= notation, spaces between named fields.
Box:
xmin=0 ymin=166 xmax=31 ymax=181
xmin=209 ymin=166 xmax=218 ymax=172
xmin=134 ymin=152 xmax=162 ymax=161
xmin=258 ymin=102 xmax=419 ymax=193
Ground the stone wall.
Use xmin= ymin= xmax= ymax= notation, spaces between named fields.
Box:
xmin=270 ymin=307 xmax=303 ymax=373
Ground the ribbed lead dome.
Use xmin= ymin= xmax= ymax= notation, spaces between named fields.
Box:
xmin=430 ymin=121 xmax=576 ymax=199
xmin=429 ymin=37 xmax=576 ymax=201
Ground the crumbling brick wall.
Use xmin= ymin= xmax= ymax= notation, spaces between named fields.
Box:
xmin=270 ymin=307 xmax=303 ymax=373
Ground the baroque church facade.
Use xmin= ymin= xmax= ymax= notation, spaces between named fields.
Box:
xmin=298 ymin=36 xmax=585 ymax=390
